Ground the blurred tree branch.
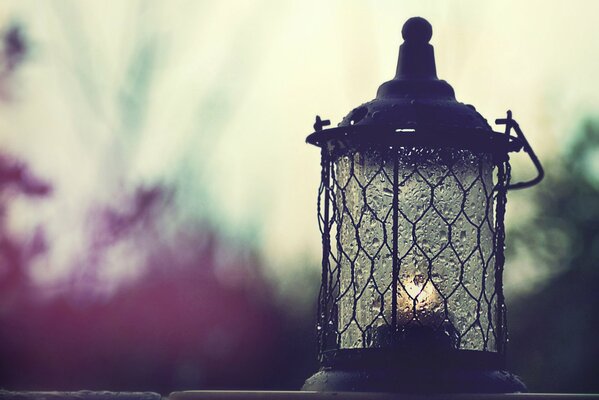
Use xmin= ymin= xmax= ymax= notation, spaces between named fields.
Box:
xmin=507 ymin=119 xmax=599 ymax=392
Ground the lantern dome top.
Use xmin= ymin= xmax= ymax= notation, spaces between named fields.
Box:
xmin=337 ymin=16 xmax=487 ymax=132
xmin=307 ymin=17 xmax=524 ymax=156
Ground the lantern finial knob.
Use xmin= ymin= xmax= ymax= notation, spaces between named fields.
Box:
xmin=402 ymin=17 xmax=432 ymax=44
xmin=393 ymin=17 xmax=437 ymax=80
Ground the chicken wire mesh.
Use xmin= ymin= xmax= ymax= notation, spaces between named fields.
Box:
xmin=316 ymin=145 xmax=511 ymax=356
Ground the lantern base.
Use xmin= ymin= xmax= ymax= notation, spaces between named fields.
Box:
xmin=301 ymin=348 xmax=526 ymax=393
xmin=302 ymin=367 xmax=526 ymax=393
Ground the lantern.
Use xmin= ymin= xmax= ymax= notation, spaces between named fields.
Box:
xmin=302 ymin=17 xmax=543 ymax=393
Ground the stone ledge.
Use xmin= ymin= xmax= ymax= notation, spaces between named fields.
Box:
xmin=1 ymin=391 xmax=599 ymax=400
xmin=170 ymin=392 xmax=599 ymax=400
xmin=0 ymin=391 xmax=162 ymax=400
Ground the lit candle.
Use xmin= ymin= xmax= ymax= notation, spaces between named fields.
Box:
xmin=365 ymin=272 xmax=447 ymax=349
xmin=396 ymin=273 xmax=444 ymax=327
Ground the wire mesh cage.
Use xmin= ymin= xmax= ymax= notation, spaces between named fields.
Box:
xmin=316 ymin=143 xmax=511 ymax=357
xmin=302 ymin=17 xmax=543 ymax=393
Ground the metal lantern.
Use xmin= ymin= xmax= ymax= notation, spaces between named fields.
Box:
xmin=302 ymin=17 xmax=543 ymax=393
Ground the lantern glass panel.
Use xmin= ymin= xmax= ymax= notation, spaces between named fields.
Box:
xmin=329 ymin=146 xmax=498 ymax=352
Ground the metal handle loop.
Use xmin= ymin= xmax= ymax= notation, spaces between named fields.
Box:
xmin=495 ymin=111 xmax=544 ymax=190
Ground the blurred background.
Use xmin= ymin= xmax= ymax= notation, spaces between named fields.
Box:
xmin=0 ymin=0 xmax=597 ymax=394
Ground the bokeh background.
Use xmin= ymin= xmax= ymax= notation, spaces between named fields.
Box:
xmin=0 ymin=0 xmax=598 ymax=394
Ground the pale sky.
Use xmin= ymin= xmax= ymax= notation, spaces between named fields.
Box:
xmin=1 ymin=0 xmax=598 ymax=295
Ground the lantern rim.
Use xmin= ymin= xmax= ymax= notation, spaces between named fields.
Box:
xmin=306 ymin=124 xmax=523 ymax=157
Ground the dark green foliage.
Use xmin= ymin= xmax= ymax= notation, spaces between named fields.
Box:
xmin=508 ymin=120 xmax=599 ymax=392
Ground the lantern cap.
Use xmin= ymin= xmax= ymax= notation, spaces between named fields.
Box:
xmin=339 ymin=16 xmax=484 ymax=130
xmin=307 ymin=17 xmax=525 ymax=156
xmin=402 ymin=17 xmax=433 ymax=43
xmin=394 ymin=17 xmax=437 ymax=80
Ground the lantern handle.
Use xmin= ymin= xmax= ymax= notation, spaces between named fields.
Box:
xmin=495 ymin=110 xmax=544 ymax=190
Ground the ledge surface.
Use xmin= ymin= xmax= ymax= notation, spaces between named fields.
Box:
xmin=170 ymin=392 xmax=599 ymax=400
xmin=1 ymin=391 xmax=598 ymax=400
xmin=0 ymin=391 xmax=161 ymax=400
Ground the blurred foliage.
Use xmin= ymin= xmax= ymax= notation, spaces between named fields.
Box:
xmin=508 ymin=120 xmax=599 ymax=392
xmin=0 ymin=23 xmax=27 ymax=100
xmin=0 ymin=20 xmax=319 ymax=393
xmin=0 ymin=154 xmax=318 ymax=392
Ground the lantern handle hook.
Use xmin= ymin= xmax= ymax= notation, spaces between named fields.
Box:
xmin=495 ymin=110 xmax=544 ymax=190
